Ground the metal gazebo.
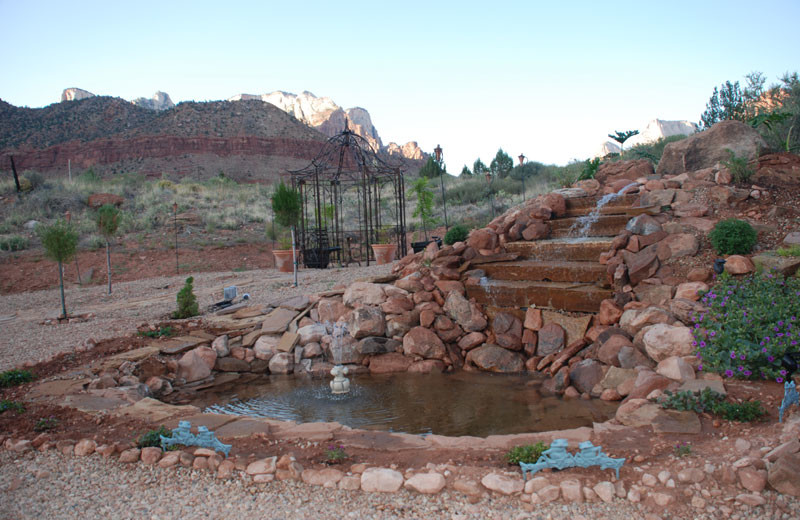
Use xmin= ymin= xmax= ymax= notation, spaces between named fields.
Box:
xmin=289 ymin=122 xmax=407 ymax=268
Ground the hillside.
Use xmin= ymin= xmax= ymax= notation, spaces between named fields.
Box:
xmin=0 ymin=98 xmax=332 ymax=181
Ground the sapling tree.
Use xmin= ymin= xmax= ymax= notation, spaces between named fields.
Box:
xmin=410 ymin=177 xmax=436 ymax=241
xmin=270 ymin=181 xmax=302 ymax=285
xmin=37 ymin=220 xmax=79 ymax=318
xmin=608 ymin=130 xmax=640 ymax=157
xmin=96 ymin=204 xmax=120 ymax=294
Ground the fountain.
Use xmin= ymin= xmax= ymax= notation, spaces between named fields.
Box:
xmin=568 ymin=182 xmax=638 ymax=238
xmin=328 ymin=322 xmax=351 ymax=394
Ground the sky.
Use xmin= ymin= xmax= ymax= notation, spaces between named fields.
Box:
xmin=1 ymin=0 xmax=799 ymax=170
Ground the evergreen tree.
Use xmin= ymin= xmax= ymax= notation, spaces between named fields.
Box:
xmin=608 ymin=130 xmax=640 ymax=156
xmin=489 ymin=148 xmax=513 ymax=178
xmin=419 ymin=157 xmax=444 ymax=178
xmin=472 ymin=158 xmax=488 ymax=176
xmin=37 ymin=220 xmax=79 ymax=318
xmin=96 ymin=204 xmax=120 ymax=294
xmin=460 ymin=165 xmax=472 ymax=177
xmin=701 ymin=80 xmax=745 ymax=129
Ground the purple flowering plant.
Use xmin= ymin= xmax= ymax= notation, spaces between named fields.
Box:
xmin=692 ymin=270 xmax=800 ymax=382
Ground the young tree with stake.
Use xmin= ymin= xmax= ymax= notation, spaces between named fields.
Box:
xmin=96 ymin=204 xmax=121 ymax=294
xmin=37 ymin=220 xmax=79 ymax=319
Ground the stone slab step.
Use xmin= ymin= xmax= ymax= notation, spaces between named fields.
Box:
xmin=564 ymin=194 xmax=640 ymax=214
xmin=505 ymin=238 xmax=614 ymax=262
xmin=466 ymin=279 xmax=613 ymax=313
xmin=481 ymin=260 xmax=606 ymax=283
xmin=550 ymin=214 xmax=631 ymax=238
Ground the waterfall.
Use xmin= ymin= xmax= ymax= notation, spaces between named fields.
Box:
xmin=568 ymin=182 xmax=637 ymax=238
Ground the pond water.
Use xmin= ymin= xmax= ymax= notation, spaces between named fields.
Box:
xmin=188 ymin=371 xmax=618 ymax=438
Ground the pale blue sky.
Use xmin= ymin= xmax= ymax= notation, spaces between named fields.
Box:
xmin=1 ymin=0 xmax=798 ymax=169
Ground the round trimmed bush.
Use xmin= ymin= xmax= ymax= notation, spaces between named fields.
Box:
xmin=709 ymin=219 xmax=757 ymax=255
xmin=444 ymin=224 xmax=469 ymax=245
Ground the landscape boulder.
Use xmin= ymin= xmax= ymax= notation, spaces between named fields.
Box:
xmin=643 ymin=324 xmax=695 ymax=362
xmin=657 ymin=120 xmax=767 ymax=176
xmin=348 ymin=306 xmax=385 ymax=339
xmin=343 ymin=282 xmax=386 ymax=307
xmin=403 ymin=327 xmax=446 ymax=360
xmin=569 ymin=359 xmax=604 ymax=394
xmin=443 ymin=291 xmax=487 ymax=332
xmin=466 ymin=344 xmax=525 ymax=373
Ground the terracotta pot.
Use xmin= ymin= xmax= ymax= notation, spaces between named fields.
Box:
xmin=273 ymin=249 xmax=296 ymax=273
xmin=371 ymin=243 xmax=397 ymax=265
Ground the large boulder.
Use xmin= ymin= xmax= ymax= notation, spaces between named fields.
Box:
xmin=643 ymin=324 xmax=695 ymax=362
xmin=596 ymin=159 xmax=654 ymax=184
xmin=348 ymin=306 xmax=386 ymax=339
xmin=569 ymin=359 xmax=604 ymax=394
xmin=343 ymin=282 xmax=387 ymax=307
xmin=466 ymin=344 xmax=525 ymax=373
xmin=537 ymin=322 xmax=565 ymax=356
xmin=443 ymin=292 xmax=487 ymax=332
xmin=369 ymin=352 xmax=414 ymax=374
xmin=657 ymin=120 xmax=767 ymax=176
xmin=176 ymin=347 xmax=215 ymax=382
xmin=402 ymin=327 xmax=446 ymax=360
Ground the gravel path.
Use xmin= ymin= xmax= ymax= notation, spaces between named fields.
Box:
xmin=0 ymin=450 xmax=655 ymax=520
xmin=0 ymin=264 xmax=391 ymax=371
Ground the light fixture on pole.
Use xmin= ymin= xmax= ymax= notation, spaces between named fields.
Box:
xmin=518 ymin=153 xmax=527 ymax=202
xmin=485 ymin=171 xmax=495 ymax=219
xmin=173 ymin=202 xmax=179 ymax=275
xmin=434 ymin=144 xmax=448 ymax=230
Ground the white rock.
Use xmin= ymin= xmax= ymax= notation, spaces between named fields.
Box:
xmin=360 ymin=467 xmax=404 ymax=493
xmin=404 ymin=472 xmax=446 ymax=494
xmin=480 ymin=473 xmax=524 ymax=495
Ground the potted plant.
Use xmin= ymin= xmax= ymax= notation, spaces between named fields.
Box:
xmin=371 ymin=226 xmax=397 ymax=265
xmin=409 ymin=178 xmax=438 ymax=253
xmin=271 ymin=182 xmax=301 ymax=275
xmin=272 ymin=235 xmax=295 ymax=273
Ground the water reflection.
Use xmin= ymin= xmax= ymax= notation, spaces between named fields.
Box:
xmin=195 ymin=371 xmax=618 ymax=438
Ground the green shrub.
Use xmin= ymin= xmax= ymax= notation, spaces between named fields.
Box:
xmin=444 ymin=224 xmax=469 ymax=245
xmin=505 ymin=442 xmax=548 ymax=464
xmin=577 ymin=158 xmax=600 ymax=181
xmin=0 ymin=400 xmax=26 ymax=414
xmin=137 ymin=326 xmax=175 ymax=338
xmin=709 ymin=219 xmax=757 ymax=255
xmin=656 ymin=388 xmax=766 ymax=422
xmin=136 ymin=426 xmax=171 ymax=448
xmin=692 ymin=271 xmax=800 ymax=381
xmin=0 ymin=235 xmax=28 ymax=252
xmin=721 ymin=149 xmax=756 ymax=184
xmin=172 ymin=276 xmax=199 ymax=319
xmin=0 ymin=369 xmax=35 ymax=387
xmin=271 ymin=181 xmax=301 ymax=228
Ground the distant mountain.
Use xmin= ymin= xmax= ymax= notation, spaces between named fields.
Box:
xmin=228 ymin=90 xmax=424 ymax=160
xmin=597 ymin=119 xmax=699 ymax=156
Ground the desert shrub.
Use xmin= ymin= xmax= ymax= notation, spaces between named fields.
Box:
xmin=444 ymin=224 xmax=469 ymax=245
xmin=84 ymin=234 xmax=105 ymax=250
xmin=721 ymin=149 xmax=756 ymax=184
xmin=0 ymin=235 xmax=28 ymax=252
xmin=173 ymin=276 xmax=199 ymax=319
xmin=691 ymin=271 xmax=800 ymax=382
xmin=709 ymin=219 xmax=757 ymax=255
xmin=577 ymin=158 xmax=600 ymax=181
xmin=136 ymin=426 xmax=171 ymax=448
xmin=0 ymin=369 xmax=34 ymax=387
xmin=34 ymin=416 xmax=59 ymax=431
xmin=656 ymin=388 xmax=766 ymax=422
xmin=0 ymin=400 xmax=26 ymax=414
xmin=137 ymin=326 xmax=175 ymax=338
xmin=505 ymin=442 xmax=548 ymax=465
xmin=777 ymin=245 xmax=800 ymax=257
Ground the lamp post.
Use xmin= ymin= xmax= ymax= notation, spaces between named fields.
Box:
xmin=518 ymin=153 xmax=527 ymax=202
xmin=173 ymin=202 xmax=179 ymax=275
xmin=434 ymin=144 xmax=448 ymax=230
xmin=485 ymin=171 xmax=495 ymax=219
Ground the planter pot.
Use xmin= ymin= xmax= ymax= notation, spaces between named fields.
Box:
xmin=371 ymin=243 xmax=397 ymax=265
xmin=273 ymin=249 xmax=296 ymax=273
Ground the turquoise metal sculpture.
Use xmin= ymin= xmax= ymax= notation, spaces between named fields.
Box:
xmin=779 ymin=381 xmax=798 ymax=423
xmin=519 ymin=439 xmax=625 ymax=480
xmin=160 ymin=420 xmax=232 ymax=457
